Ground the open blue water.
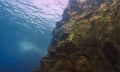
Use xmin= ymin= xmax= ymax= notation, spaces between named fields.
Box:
xmin=0 ymin=0 xmax=68 ymax=72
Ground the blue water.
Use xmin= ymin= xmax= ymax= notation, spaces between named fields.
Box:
xmin=0 ymin=0 xmax=68 ymax=72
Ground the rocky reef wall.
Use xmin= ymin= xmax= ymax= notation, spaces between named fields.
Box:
xmin=35 ymin=0 xmax=120 ymax=72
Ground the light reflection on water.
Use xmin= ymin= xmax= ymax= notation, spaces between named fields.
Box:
xmin=0 ymin=0 xmax=68 ymax=34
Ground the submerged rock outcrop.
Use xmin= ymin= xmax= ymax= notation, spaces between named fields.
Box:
xmin=35 ymin=0 xmax=120 ymax=72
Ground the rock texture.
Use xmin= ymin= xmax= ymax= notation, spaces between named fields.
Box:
xmin=35 ymin=0 xmax=120 ymax=72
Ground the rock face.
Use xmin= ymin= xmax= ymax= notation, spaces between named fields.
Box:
xmin=36 ymin=0 xmax=120 ymax=72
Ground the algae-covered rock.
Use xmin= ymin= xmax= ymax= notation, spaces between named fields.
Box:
xmin=36 ymin=0 xmax=120 ymax=72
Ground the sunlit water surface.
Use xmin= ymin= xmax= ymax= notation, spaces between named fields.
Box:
xmin=0 ymin=0 xmax=68 ymax=72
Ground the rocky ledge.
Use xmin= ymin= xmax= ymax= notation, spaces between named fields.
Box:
xmin=35 ymin=0 xmax=120 ymax=72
